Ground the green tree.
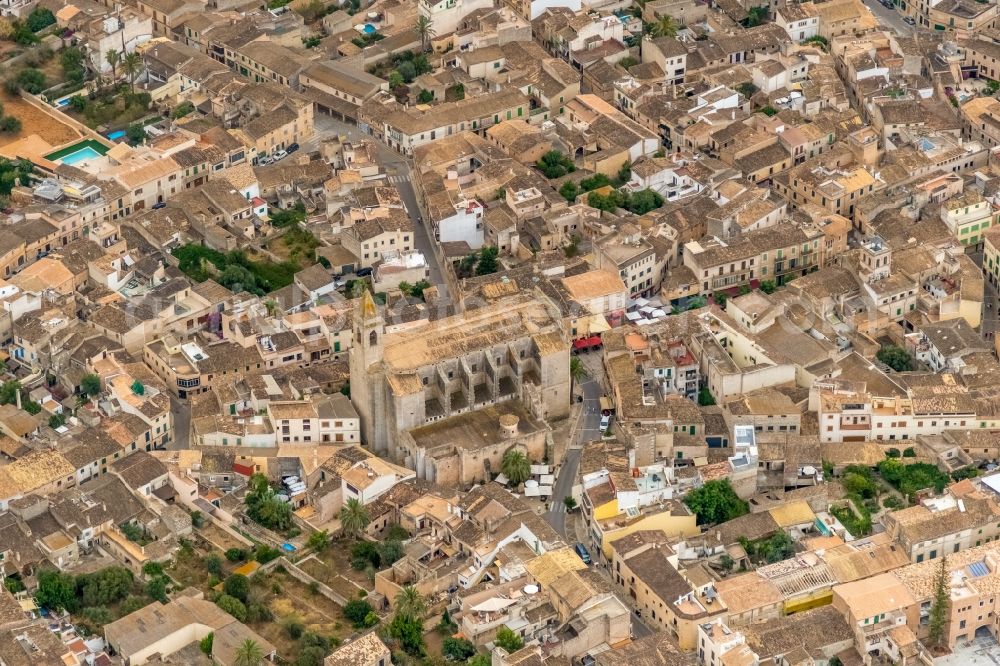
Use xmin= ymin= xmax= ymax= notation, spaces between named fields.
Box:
xmin=759 ymin=280 xmax=776 ymax=294
xmin=343 ymin=598 xmax=374 ymax=627
xmin=233 ymin=638 xmax=265 ymax=666
xmin=876 ymin=345 xmax=913 ymax=372
xmin=442 ymin=637 xmax=476 ymax=660
xmin=475 ymin=246 xmax=499 ymax=275
xmin=570 ymin=356 xmax=587 ymax=390
xmin=928 ymin=555 xmax=949 ymax=647
xmin=563 ymin=496 xmax=577 ymax=512
xmin=126 ymin=122 xmax=146 ymax=145
xmin=559 ymin=180 xmax=579 ymax=202
xmin=15 ymin=67 xmax=46 ymax=94
xmin=171 ymin=101 xmax=194 ymax=119
xmin=377 ymin=539 xmax=405 ymax=567
xmin=200 ymin=632 xmax=214 ymax=655
xmin=501 ymin=447 xmax=530 ymax=486
xmin=79 ymin=566 xmax=133 ymax=607
xmin=697 ymin=388 xmax=716 ymax=406
xmin=387 ymin=611 xmax=424 ymax=655
xmin=745 ymin=5 xmax=768 ymax=26
xmin=340 ymin=498 xmax=371 ymax=538
xmin=417 ymin=89 xmax=433 ymax=103
xmin=245 ymin=474 xmax=292 ymax=531
xmin=206 ymin=554 xmax=223 ymax=576
xmin=618 ymin=56 xmax=638 ymax=70
xmin=535 ymin=150 xmax=576 ymax=179
xmin=216 ymin=594 xmax=248 ymax=622
xmin=48 ymin=413 xmax=65 ymax=429
xmin=307 ymin=529 xmax=330 ymax=551
xmin=394 ymin=585 xmax=426 ymax=619
xmin=26 ymin=8 xmax=55 ymax=31
xmin=60 ymin=47 xmax=86 ymax=85
xmin=80 ymin=374 xmax=101 ymax=397
xmin=223 ymin=574 xmax=250 ymax=602
xmin=388 ymin=70 xmax=404 ymax=88
xmin=121 ymin=51 xmax=142 ymax=93
xmin=0 ymin=116 xmax=19 ymax=133
xmin=105 ymin=49 xmax=121 ymax=82
xmin=415 ymin=14 xmax=435 ymax=52
xmin=146 ymin=576 xmax=168 ymax=603
xmin=469 ymin=656 xmax=491 ymax=666
xmin=683 ymin=479 xmax=749 ymax=525
xmin=225 ymin=548 xmax=248 ymax=562
xmin=495 ymin=626 xmax=524 ymax=653
xmin=987 ymin=79 xmax=1000 ymax=95
xmin=36 ymin=570 xmax=78 ymax=612
xmin=648 ymin=14 xmax=679 ymax=37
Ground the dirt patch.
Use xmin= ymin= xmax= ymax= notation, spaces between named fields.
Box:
xmin=197 ymin=523 xmax=249 ymax=552
xmin=0 ymin=91 xmax=80 ymax=148
xmin=299 ymin=543 xmax=375 ymax=590
xmin=249 ymin=570 xmax=350 ymax=661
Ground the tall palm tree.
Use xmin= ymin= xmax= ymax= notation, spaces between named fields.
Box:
xmin=340 ymin=498 xmax=371 ymax=538
xmin=121 ymin=51 xmax=142 ymax=93
xmin=570 ymin=356 xmax=587 ymax=392
xmin=105 ymin=49 xmax=121 ymax=83
xmin=233 ymin=639 xmax=264 ymax=666
xmin=415 ymin=14 xmax=435 ymax=53
xmin=395 ymin=585 xmax=426 ymax=619
xmin=501 ymin=448 xmax=530 ymax=487
xmin=649 ymin=14 xmax=679 ymax=38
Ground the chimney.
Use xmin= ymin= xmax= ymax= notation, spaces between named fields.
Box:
xmin=15 ymin=388 xmax=21 ymax=410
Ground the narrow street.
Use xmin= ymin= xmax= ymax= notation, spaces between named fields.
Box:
xmin=860 ymin=0 xmax=915 ymax=35
xmin=311 ymin=114 xmax=447 ymax=295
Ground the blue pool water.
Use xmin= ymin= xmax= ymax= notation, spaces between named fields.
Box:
xmin=815 ymin=517 xmax=832 ymax=536
xmin=60 ymin=146 xmax=103 ymax=165
xmin=363 ymin=23 xmax=376 ymax=34
xmin=57 ymin=98 xmax=70 ymax=107
xmin=107 ymin=130 xmax=126 ymax=140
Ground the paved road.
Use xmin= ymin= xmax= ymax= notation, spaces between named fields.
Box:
xmin=861 ymin=0 xmax=915 ymax=35
xmin=970 ymin=251 xmax=999 ymax=339
xmin=311 ymin=114 xmax=447 ymax=296
xmin=167 ymin=394 xmax=189 ymax=450
xmin=544 ymin=370 xmax=604 ymax=537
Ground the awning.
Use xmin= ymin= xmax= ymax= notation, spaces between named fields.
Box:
xmin=471 ymin=597 xmax=516 ymax=612
xmin=573 ymin=339 xmax=590 ymax=350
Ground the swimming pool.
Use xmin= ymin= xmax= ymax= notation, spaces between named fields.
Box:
xmin=363 ymin=23 xmax=376 ymax=34
xmin=59 ymin=146 xmax=103 ymax=165
xmin=44 ymin=139 xmax=111 ymax=165
xmin=107 ymin=130 xmax=126 ymax=140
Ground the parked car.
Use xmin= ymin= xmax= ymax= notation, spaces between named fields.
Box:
xmin=258 ymin=155 xmax=274 ymax=166
xmin=574 ymin=543 xmax=592 ymax=565
xmin=286 ymin=142 xmax=300 ymax=154
xmin=356 ymin=267 xmax=373 ymax=277
xmin=152 ymin=202 xmax=167 ymax=209
xmin=273 ymin=149 xmax=288 ymax=161
xmin=600 ymin=414 xmax=611 ymax=431
xmin=903 ymin=15 xmax=915 ymax=24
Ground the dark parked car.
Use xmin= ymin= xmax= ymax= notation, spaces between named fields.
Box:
xmin=287 ymin=142 xmax=300 ymax=154
xmin=152 ymin=202 xmax=167 ymax=209
xmin=356 ymin=267 xmax=373 ymax=277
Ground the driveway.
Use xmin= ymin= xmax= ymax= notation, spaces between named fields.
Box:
xmin=936 ymin=631 xmax=1000 ymax=666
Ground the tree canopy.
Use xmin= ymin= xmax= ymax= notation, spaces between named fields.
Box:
xmin=683 ymin=479 xmax=749 ymax=525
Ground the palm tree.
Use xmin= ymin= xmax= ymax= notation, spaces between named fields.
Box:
xmin=570 ymin=356 xmax=587 ymax=392
xmin=105 ymin=49 xmax=121 ymax=83
xmin=415 ymin=14 xmax=435 ymax=53
xmin=501 ymin=447 xmax=531 ymax=487
xmin=395 ymin=585 xmax=426 ymax=619
xmin=233 ymin=639 xmax=264 ymax=666
xmin=340 ymin=498 xmax=371 ymax=538
xmin=121 ymin=52 xmax=142 ymax=93
xmin=649 ymin=14 xmax=679 ymax=38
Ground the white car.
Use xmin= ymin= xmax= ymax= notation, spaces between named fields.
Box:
xmin=257 ymin=155 xmax=273 ymax=166
xmin=273 ymin=149 xmax=288 ymax=161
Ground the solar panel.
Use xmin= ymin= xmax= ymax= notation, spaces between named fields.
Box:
xmin=967 ymin=561 xmax=989 ymax=578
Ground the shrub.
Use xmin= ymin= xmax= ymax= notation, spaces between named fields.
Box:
xmin=223 ymin=574 xmax=250 ymax=602
xmin=216 ymin=594 xmax=247 ymax=622
xmin=343 ymin=599 xmax=374 ymax=627
xmin=199 ymin=632 xmax=214 ymax=655
xmin=255 ymin=545 xmax=282 ymax=564
xmin=443 ymin=637 xmax=476 ymax=660
xmin=225 ymin=548 xmax=248 ymax=562
xmin=495 ymin=627 xmax=523 ymax=653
